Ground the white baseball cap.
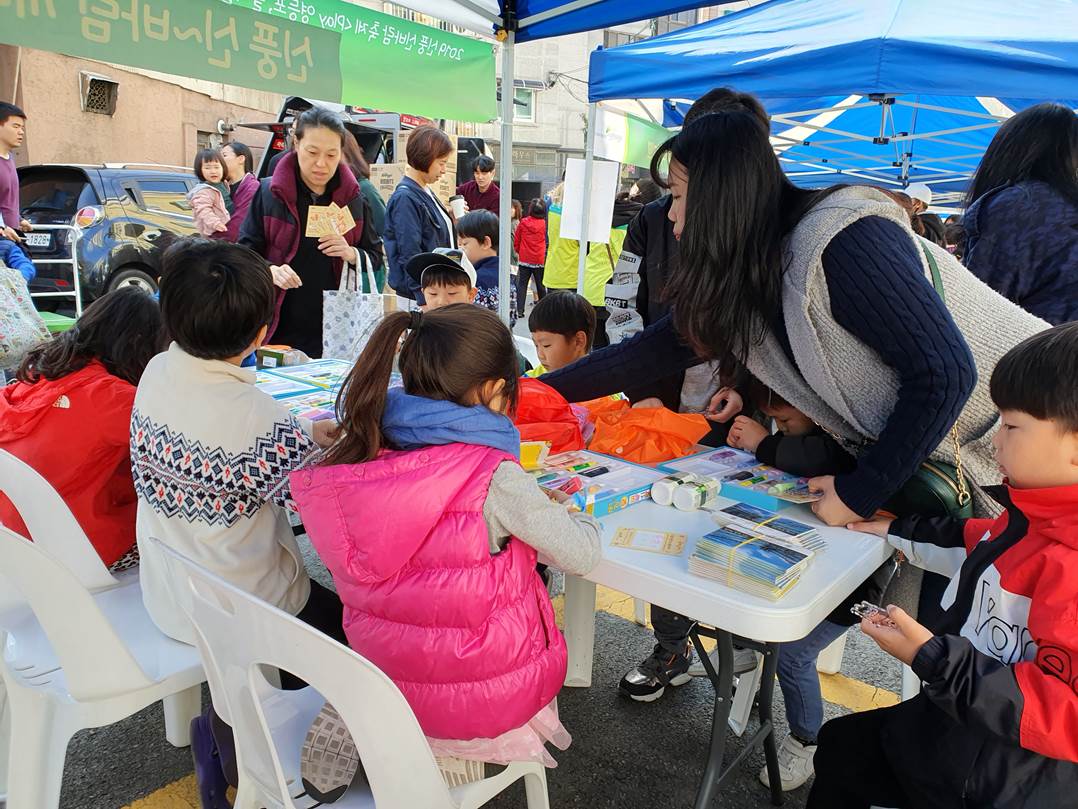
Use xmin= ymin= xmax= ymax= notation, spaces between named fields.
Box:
xmin=906 ymin=183 xmax=933 ymax=206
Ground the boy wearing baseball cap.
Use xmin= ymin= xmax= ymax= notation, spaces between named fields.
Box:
xmin=405 ymin=248 xmax=478 ymax=310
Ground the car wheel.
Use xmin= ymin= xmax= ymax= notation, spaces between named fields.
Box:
xmin=108 ymin=268 xmax=158 ymax=295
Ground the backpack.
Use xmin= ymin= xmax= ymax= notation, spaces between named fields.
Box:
xmin=0 ymin=259 xmax=49 ymax=371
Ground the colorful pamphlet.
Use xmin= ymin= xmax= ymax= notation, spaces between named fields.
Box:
xmin=254 ymin=373 xmax=320 ymax=400
xmin=611 ymin=527 xmax=687 ymax=555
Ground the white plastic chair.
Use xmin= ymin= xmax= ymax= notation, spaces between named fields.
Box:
xmin=514 ymin=334 xmax=540 ymax=369
xmin=0 ymin=526 xmax=204 ymax=809
xmin=0 ymin=447 xmax=203 ymax=804
xmin=0 ymin=449 xmax=118 ymax=592
xmin=156 ymin=540 xmax=551 ymax=809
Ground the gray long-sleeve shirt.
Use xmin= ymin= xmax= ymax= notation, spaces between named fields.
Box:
xmin=482 ymin=461 xmax=603 ymax=576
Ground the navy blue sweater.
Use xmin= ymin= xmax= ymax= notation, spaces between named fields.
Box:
xmin=963 ymin=181 xmax=1078 ymax=325
xmin=542 ymin=217 xmax=976 ymax=517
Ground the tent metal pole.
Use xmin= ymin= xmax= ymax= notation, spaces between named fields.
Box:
xmin=577 ymin=102 xmax=597 ymax=295
xmin=497 ymin=31 xmax=515 ymax=326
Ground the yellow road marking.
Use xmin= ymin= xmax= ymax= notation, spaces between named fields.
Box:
xmin=122 ymin=775 xmax=198 ymax=808
xmin=130 ymin=585 xmax=897 ymax=808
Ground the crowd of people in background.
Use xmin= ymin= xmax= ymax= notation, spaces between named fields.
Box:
xmin=1 ymin=89 xmax=1077 ymax=809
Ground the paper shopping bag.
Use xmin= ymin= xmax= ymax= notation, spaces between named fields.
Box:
xmin=322 ymin=255 xmax=412 ymax=362
xmin=0 ymin=262 xmax=49 ymax=371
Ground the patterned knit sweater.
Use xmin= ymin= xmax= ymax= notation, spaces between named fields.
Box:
xmin=131 ymin=343 xmax=315 ymax=643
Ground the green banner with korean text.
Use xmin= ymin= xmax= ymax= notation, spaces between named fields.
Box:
xmin=221 ymin=0 xmax=497 ymax=122
xmin=0 ymin=0 xmax=497 ymax=122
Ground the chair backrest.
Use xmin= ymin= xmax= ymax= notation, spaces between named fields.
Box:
xmin=0 ymin=525 xmax=152 ymax=700
xmin=515 ymin=334 xmax=540 ymax=369
xmin=0 ymin=449 xmax=117 ymax=591
xmin=154 ymin=539 xmax=457 ymax=809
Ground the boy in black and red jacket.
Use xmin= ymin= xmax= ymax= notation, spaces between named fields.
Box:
xmin=809 ymin=322 xmax=1078 ymax=809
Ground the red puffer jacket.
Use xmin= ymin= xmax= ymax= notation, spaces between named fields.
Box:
xmin=514 ymin=215 xmax=547 ymax=265
xmin=0 ymin=362 xmax=137 ymax=566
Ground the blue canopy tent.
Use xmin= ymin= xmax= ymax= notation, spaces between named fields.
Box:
xmin=590 ymin=0 xmax=1078 ymax=207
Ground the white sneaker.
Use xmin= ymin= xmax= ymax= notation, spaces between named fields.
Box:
xmin=759 ymin=734 xmax=816 ymax=791
xmin=688 ymin=646 xmax=759 ymax=677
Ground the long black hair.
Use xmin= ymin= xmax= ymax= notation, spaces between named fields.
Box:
xmin=654 ymin=110 xmax=820 ymax=363
xmin=966 ymin=102 xmax=1078 ymax=208
xmin=16 ymin=287 xmax=165 ymax=386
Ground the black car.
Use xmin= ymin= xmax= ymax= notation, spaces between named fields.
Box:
xmin=18 ymin=163 xmax=199 ymax=306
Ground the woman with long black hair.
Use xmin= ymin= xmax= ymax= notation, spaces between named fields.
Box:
xmin=0 ymin=287 xmax=165 ymax=569
xmin=962 ymin=102 xmax=1078 ymax=324
xmin=540 ymin=101 xmax=1047 ymax=791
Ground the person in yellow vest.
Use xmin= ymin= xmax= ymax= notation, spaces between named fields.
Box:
xmin=543 ymin=185 xmax=641 ymax=349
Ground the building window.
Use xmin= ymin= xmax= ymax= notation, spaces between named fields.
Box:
xmin=514 ymin=88 xmax=535 ymax=123
xmin=654 ymin=11 xmax=698 ymax=35
xmin=603 ymin=30 xmax=641 ymax=49
xmin=79 ymin=72 xmax=118 ymax=116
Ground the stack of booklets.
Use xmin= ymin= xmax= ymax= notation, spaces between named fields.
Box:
xmin=710 ymin=502 xmax=827 ymax=552
xmin=689 ymin=524 xmax=815 ymax=600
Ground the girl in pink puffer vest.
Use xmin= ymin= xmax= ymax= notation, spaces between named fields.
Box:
xmin=187 ymin=148 xmax=232 ymax=238
xmin=291 ymin=304 xmax=601 ymax=787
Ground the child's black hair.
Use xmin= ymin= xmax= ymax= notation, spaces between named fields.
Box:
xmin=528 ymin=199 xmax=547 ymax=219
xmin=193 ymin=148 xmax=226 ymax=182
xmin=421 ymin=265 xmax=473 ymax=290
xmin=528 ymin=290 xmax=596 ymax=351
xmin=159 ymin=239 xmax=275 ymax=360
xmin=16 ymin=287 xmax=164 ymax=387
xmin=456 ymin=209 xmax=500 ymax=250
xmin=991 ymin=322 xmax=1078 ymax=432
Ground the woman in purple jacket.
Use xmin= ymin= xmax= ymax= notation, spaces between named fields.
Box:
xmin=219 ymin=141 xmax=259 ymax=243
xmin=239 ymin=107 xmax=381 ymax=358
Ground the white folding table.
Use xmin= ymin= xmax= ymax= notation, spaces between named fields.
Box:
xmin=560 ymin=496 xmax=891 ymax=808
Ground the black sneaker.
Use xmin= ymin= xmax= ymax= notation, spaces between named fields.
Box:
xmin=618 ymin=644 xmax=694 ymax=702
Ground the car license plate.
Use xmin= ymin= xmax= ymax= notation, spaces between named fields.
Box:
xmin=24 ymin=232 xmax=51 ymax=248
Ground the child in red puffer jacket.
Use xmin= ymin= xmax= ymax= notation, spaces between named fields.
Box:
xmin=0 ymin=287 xmax=165 ymax=568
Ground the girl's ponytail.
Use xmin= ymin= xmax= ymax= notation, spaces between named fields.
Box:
xmin=323 ymin=310 xmax=412 ymax=465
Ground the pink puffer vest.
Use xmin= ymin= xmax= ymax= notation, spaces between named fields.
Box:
xmin=290 ymin=442 xmax=567 ymax=740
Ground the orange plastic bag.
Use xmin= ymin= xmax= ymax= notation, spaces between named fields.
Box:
xmin=513 ymin=378 xmax=584 ymax=454
xmin=589 ymin=407 xmax=710 ymax=464
xmin=579 ymin=395 xmax=630 ymax=419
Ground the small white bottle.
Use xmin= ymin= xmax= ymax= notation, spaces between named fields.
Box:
xmin=651 ymin=472 xmax=698 ymax=506
xmin=673 ymin=477 xmax=721 ymax=512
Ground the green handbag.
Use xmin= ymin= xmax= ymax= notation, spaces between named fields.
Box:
xmin=883 ymin=244 xmax=973 ymax=520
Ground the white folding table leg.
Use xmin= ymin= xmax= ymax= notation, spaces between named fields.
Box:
xmin=163 ymin=684 xmax=203 ymax=747
xmin=901 ymin=664 xmax=921 ymax=700
xmin=0 ymin=681 xmax=8 ymax=802
xmin=816 ymin=630 xmax=848 ymax=675
xmin=562 ymin=575 xmax=597 ymax=688
xmin=632 ymin=598 xmax=647 ymax=626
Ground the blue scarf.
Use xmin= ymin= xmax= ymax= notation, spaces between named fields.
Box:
xmin=381 ymin=387 xmax=520 ymax=459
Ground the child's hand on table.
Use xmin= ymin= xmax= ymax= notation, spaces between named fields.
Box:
xmin=860 ymin=605 xmax=933 ymax=666
xmin=727 ymin=415 xmax=769 ymax=452
xmin=311 ymin=419 xmax=339 ymax=448
xmin=545 ymin=487 xmax=582 ymax=513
